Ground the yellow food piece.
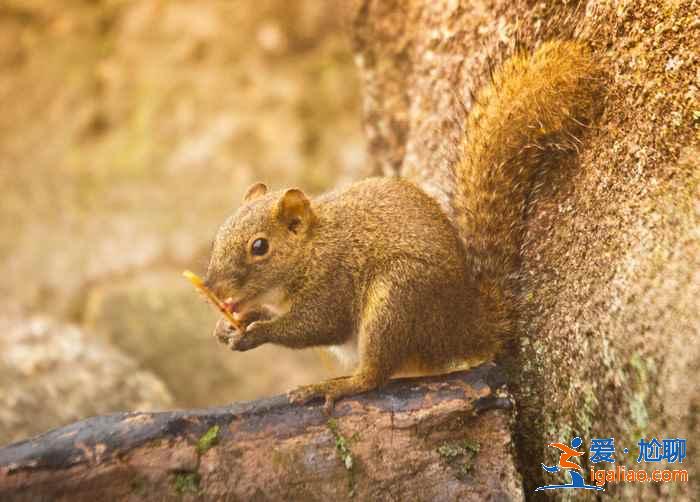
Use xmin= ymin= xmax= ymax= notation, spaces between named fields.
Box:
xmin=183 ymin=270 xmax=204 ymax=286
xmin=182 ymin=270 xmax=243 ymax=331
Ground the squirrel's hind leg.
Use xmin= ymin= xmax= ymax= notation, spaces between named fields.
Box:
xmin=288 ymin=271 xmax=417 ymax=413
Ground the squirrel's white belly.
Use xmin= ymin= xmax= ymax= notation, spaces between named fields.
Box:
xmin=326 ymin=335 xmax=359 ymax=369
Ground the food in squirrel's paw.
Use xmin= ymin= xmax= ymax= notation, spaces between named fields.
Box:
xmin=182 ymin=270 xmax=244 ymax=333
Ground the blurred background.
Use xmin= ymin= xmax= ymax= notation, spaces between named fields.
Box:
xmin=0 ymin=0 xmax=364 ymax=445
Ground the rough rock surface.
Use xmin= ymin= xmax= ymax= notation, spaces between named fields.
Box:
xmin=0 ymin=365 xmax=523 ymax=502
xmin=350 ymin=0 xmax=699 ymax=498
xmin=0 ymin=317 xmax=173 ymax=446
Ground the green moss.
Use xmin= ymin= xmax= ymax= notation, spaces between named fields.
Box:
xmin=627 ymin=353 xmax=655 ymax=439
xmin=169 ymin=425 xmax=219 ymax=496
xmin=196 ymin=424 xmax=220 ymax=455
xmin=437 ymin=439 xmax=480 ymax=479
xmin=577 ymin=386 xmax=599 ymax=436
xmin=629 ymin=395 xmax=649 ymax=433
xmin=327 ymin=418 xmax=358 ymax=496
xmin=173 ymin=472 xmax=200 ymax=495
xmin=327 ymin=418 xmax=357 ymax=470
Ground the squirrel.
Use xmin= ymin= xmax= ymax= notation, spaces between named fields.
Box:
xmin=203 ymin=40 xmax=600 ymax=413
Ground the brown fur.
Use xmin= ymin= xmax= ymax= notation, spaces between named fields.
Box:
xmin=205 ymin=41 xmax=600 ymax=412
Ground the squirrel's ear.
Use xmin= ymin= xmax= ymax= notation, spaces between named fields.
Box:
xmin=243 ymin=182 xmax=268 ymax=202
xmin=276 ymin=188 xmax=316 ymax=232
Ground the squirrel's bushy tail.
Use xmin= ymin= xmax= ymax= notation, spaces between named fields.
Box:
xmin=455 ymin=40 xmax=600 ymax=281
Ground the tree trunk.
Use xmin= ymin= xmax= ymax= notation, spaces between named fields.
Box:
xmin=0 ymin=364 xmax=523 ymax=501
xmin=350 ymin=0 xmax=699 ymax=499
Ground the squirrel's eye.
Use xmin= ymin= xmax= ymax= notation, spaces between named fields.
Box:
xmin=251 ymin=238 xmax=269 ymax=256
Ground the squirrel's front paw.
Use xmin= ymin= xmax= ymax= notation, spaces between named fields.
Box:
xmin=213 ymin=318 xmax=236 ymax=345
xmin=226 ymin=320 xmax=268 ymax=351
xmin=227 ymin=330 xmax=259 ymax=352
xmin=213 ymin=310 xmax=273 ymax=349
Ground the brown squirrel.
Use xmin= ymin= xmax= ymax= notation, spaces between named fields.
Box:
xmin=203 ymin=41 xmax=600 ymax=412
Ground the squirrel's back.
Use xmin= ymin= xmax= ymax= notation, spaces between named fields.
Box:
xmin=313 ymin=177 xmax=466 ymax=271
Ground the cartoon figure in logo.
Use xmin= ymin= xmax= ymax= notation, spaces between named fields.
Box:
xmin=535 ymin=437 xmax=604 ymax=491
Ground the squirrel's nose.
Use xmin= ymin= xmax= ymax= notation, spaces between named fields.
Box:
xmin=204 ymin=274 xmax=235 ymax=301
xmin=204 ymin=269 xmax=244 ymax=300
